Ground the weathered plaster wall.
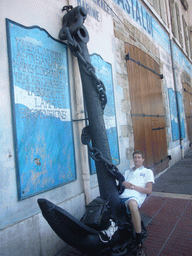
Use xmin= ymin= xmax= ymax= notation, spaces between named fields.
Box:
xmin=0 ymin=0 xmax=192 ymax=255
xmin=73 ymin=0 xmax=132 ymax=171
xmin=0 ymin=0 xmax=129 ymax=255
xmin=0 ymin=1 xmax=87 ymax=255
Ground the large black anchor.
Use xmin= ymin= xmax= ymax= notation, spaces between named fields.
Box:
xmin=38 ymin=6 xmax=147 ymax=255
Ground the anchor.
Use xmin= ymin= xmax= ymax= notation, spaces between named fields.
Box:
xmin=38 ymin=6 xmax=147 ymax=255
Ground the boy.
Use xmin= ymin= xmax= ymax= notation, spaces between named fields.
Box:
xmin=120 ymin=150 xmax=154 ymax=256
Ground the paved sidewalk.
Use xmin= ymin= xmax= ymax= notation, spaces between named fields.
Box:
xmin=57 ymin=150 xmax=192 ymax=256
xmin=140 ymin=150 xmax=192 ymax=255
xmin=140 ymin=194 xmax=192 ymax=256
xmin=153 ymin=150 xmax=192 ymax=195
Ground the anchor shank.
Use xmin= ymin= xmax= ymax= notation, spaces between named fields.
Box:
xmin=77 ymin=41 xmax=121 ymax=220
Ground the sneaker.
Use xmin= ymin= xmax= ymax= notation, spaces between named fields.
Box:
xmin=136 ymin=245 xmax=145 ymax=256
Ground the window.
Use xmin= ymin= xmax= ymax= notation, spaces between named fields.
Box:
xmin=152 ymin=0 xmax=161 ymax=14
xmin=189 ymin=26 xmax=192 ymax=59
xmin=175 ymin=2 xmax=183 ymax=47
xmin=169 ymin=0 xmax=191 ymax=57
xmin=159 ymin=0 xmax=167 ymax=24
xmin=148 ymin=0 xmax=167 ymax=24
xmin=170 ymin=0 xmax=179 ymax=38
xmin=182 ymin=15 xmax=190 ymax=55
xmin=180 ymin=0 xmax=188 ymax=10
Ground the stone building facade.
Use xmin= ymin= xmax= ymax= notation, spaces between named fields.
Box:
xmin=0 ymin=0 xmax=192 ymax=255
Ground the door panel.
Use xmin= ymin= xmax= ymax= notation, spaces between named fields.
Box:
xmin=125 ymin=43 xmax=169 ymax=175
xmin=183 ymin=83 xmax=192 ymax=144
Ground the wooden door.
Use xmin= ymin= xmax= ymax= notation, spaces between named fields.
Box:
xmin=125 ymin=43 xmax=169 ymax=175
xmin=183 ymin=83 xmax=192 ymax=145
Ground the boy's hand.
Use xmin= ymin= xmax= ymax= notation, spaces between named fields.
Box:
xmin=122 ymin=181 xmax=135 ymax=190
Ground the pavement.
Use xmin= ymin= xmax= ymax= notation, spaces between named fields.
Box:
xmin=57 ymin=150 xmax=192 ymax=256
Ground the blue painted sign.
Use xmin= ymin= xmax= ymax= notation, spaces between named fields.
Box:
xmin=77 ymin=0 xmax=170 ymax=53
xmin=113 ymin=0 xmax=170 ymax=53
xmin=77 ymin=0 xmax=113 ymax=21
xmin=113 ymin=0 xmax=153 ymax=36
xmin=90 ymin=54 xmax=120 ymax=173
xmin=152 ymin=18 xmax=170 ymax=54
xmin=177 ymin=91 xmax=185 ymax=139
xmin=168 ymin=88 xmax=185 ymax=141
xmin=6 ymin=19 xmax=76 ymax=200
xmin=173 ymin=41 xmax=192 ymax=75
xmin=168 ymin=88 xmax=180 ymax=141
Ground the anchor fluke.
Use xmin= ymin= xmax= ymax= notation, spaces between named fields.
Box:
xmin=37 ymin=198 xmax=110 ymax=253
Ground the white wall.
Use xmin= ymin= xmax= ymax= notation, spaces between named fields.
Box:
xmin=0 ymin=0 xmax=129 ymax=255
xmin=0 ymin=1 xmax=86 ymax=255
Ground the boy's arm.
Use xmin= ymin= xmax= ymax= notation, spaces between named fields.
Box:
xmin=123 ymin=181 xmax=153 ymax=195
xmin=132 ymin=182 xmax=153 ymax=195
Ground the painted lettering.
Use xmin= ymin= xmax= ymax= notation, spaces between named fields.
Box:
xmin=117 ymin=0 xmax=125 ymax=9
xmin=131 ymin=0 xmax=134 ymax=19
xmin=14 ymin=37 xmax=66 ymax=112
xmin=78 ymin=0 xmax=100 ymax=21
xmin=100 ymin=0 xmax=104 ymax=9
xmin=93 ymin=0 xmax=112 ymax=15
xmin=150 ymin=16 xmax=153 ymax=36
xmin=146 ymin=12 xmax=151 ymax=34
xmin=136 ymin=0 xmax=141 ymax=25
xmin=141 ymin=6 xmax=146 ymax=30
xmin=113 ymin=0 xmax=153 ymax=37
xmin=125 ymin=0 xmax=131 ymax=14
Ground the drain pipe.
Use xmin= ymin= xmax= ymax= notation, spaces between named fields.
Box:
xmin=170 ymin=39 xmax=184 ymax=158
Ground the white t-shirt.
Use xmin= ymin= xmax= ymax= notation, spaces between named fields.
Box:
xmin=120 ymin=166 xmax=155 ymax=207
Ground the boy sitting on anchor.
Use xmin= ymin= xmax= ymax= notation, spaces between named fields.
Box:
xmin=120 ymin=150 xmax=154 ymax=256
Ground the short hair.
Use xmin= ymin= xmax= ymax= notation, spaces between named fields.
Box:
xmin=133 ymin=150 xmax=145 ymax=158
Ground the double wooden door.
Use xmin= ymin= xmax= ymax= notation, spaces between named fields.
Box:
xmin=125 ymin=43 xmax=169 ymax=175
xmin=183 ymin=83 xmax=192 ymax=145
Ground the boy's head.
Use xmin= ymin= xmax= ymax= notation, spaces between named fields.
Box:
xmin=133 ymin=150 xmax=145 ymax=158
xmin=133 ymin=150 xmax=145 ymax=168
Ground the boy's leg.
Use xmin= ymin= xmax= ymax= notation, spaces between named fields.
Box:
xmin=128 ymin=199 xmax=141 ymax=233
xmin=127 ymin=199 xmax=146 ymax=255
xmin=127 ymin=199 xmax=142 ymax=245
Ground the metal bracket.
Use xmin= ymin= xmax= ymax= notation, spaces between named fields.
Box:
xmin=125 ymin=53 xmax=163 ymax=79
xmin=72 ymin=118 xmax=88 ymax=122
xmin=152 ymin=127 xmax=165 ymax=131
xmin=131 ymin=113 xmax=165 ymax=118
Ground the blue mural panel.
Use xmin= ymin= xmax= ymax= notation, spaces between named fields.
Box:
xmin=90 ymin=54 xmax=120 ymax=174
xmin=152 ymin=19 xmax=170 ymax=54
xmin=168 ymin=88 xmax=180 ymax=141
xmin=177 ymin=92 xmax=185 ymax=139
xmin=6 ymin=19 xmax=76 ymax=199
xmin=173 ymin=41 xmax=192 ymax=75
xmin=168 ymin=88 xmax=185 ymax=141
